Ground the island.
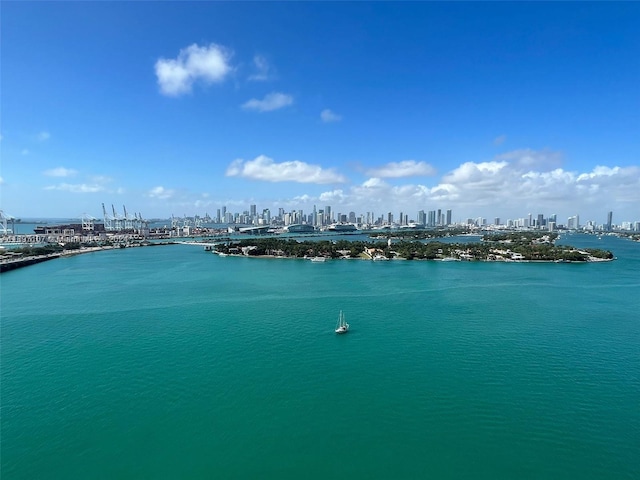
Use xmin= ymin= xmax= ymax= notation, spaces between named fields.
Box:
xmin=212 ymin=232 xmax=614 ymax=262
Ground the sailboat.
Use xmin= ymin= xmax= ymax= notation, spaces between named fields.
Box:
xmin=335 ymin=310 xmax=349 ymax=334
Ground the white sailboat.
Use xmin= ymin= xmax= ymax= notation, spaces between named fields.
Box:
xmin=335 ymin=310 xmax=349 ymax=334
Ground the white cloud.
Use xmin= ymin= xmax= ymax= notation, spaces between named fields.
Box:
xmin=366 ymin=160 xmax=436 ymax=178
xmin=44 ymin=183 xmax=106 ymax=193
xmin=362 ymin=177 xmax=387 ymax=188
xmin=155 ymin=43 xmax=233 ymax=96
xmin=299 ymin=149 xmax=639 ymax=221
xmin=248 ymin=55 xmax=273 ymax=81
xmin=43 ymin=167 xmax=78 ymax=177
xmin=320 ymin=109 xmax=342 ymax=123
xmin=147 ymin=186 xmax=175 ymax=200
xmin=242 ymin=92 xmax=293 ymax=112
xmin=319 ymin=189 xmax=347 ymax=203
xmin=442 ymin=161 xmax=508 ymax=188
xmin=226 ymin=155 xmax=346 ymax=184
xmin=493 ymin=134 xmax=507 ymax=146
xmin=37 ymin=131 xmax=51 ymax=142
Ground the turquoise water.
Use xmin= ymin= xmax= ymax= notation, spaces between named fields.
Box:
xmin=2 ymin=235 xmax=639 ymax=479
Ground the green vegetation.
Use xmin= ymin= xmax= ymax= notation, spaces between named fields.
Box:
xmin=0 ymin=243 xmax=78 ymax=257
xmin=215 ymin=233 xmax=614 ymax=262
xmin=1 ymin=241 xmax=118 ymax=258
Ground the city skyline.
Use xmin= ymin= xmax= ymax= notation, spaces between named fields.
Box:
xmin=6 ymin=202 xmax=636 ymax=234
xmin=2 ymin=3 xmax=639 ymax=221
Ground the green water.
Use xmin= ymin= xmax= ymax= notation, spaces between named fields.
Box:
xmin=2 ymin=235 xmax=639 ymax=479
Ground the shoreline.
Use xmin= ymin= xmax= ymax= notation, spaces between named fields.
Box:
xmin=0 ymin=242 xmax=176 ymax=273
xmin=211 ymin=251 xmax=614 ymax=263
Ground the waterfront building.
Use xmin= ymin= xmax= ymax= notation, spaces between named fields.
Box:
xmin=567 ymin=215 xmax=580 ymax=230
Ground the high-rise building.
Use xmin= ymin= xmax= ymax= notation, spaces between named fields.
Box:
xmin=567 ymin=215 xmax=580 ymax=230
xmin=607 ymin=211 xmax=613 ymax=231
xmin=446 ymin=209 xmax=452 ymax=226
xmin=428 ymin=210 xmax=436 ymax=227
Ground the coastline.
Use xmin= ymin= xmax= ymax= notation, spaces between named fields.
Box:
xmin=211 ymin=251 xmax=614 ymax=263
xmin=0 ymin=243 xmax=175 ymax=273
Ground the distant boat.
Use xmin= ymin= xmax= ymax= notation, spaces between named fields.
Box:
xmin=310 ymin=256 xmax=326 ymax=262
xmin=335 ymin=310 xmax=349 ymax=334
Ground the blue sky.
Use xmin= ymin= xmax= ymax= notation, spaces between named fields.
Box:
xmin=2 ymin=2 xmax=639 ymax=224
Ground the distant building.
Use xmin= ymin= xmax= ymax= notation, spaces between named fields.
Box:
xmin=567 ymin=215 xmax=580 ymax=230
xmin=284 ymin=224 xmax=315 ymax=233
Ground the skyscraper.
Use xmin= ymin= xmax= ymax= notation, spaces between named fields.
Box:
xmin=607 ymin=211 xmax=613 ymax=231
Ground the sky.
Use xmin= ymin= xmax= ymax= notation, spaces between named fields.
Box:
xmin=1 ymin=2 xmax=639 ymax=225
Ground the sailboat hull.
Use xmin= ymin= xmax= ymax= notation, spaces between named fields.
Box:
xmin=335 ymin=311 xmax=349 ymax=334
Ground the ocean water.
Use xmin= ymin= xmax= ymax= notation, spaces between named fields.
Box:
xmin=1 ymin=235 xmax=639 ymax=479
